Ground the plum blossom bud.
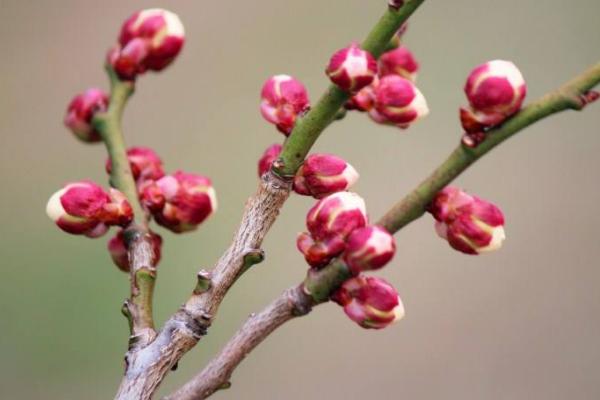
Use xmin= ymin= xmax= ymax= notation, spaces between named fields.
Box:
xmin=107 ymin=230 xmax=162 ymax=272
xmin=345 ymin=77 xmax=378 ymax=112
xmin=374 ymin=75 xmax=429 ymax=128
xmin=343 ymin=225 xmax=396 ymax=274
xmin=150 ymin=171 xmax=217 ymax=233
xmin=461 ymin=60 xmax=526 ymax=132
xmin=110 ymin=8 xmax=185 ymax=79
xmin=332 ymin=276 xmax=405 ymax=329
xmin=379 ymin=46 xmax=419 ymax=81
xmin=260 ymin=75 xmax=310 ymax=135
xmin=46 ymin=181 xmax=133 ymax=237
xmin=293 ymin=154 xmax=359 ymax=199
xmin=106 ymin=146 xmax=165 ymax=183
xmin=326 ymin=43 xmax=377 ymax=93
xmin=257 ymin=143 xmax=282 ymax=177
xmin=64 ymin=89 xmax=109 ymax=143
xmin=306 ymin=192 xmax=368 ymax=242
xmin=429 ymin=187 xmax=506 ymax=255
xmin=297 ymin=232 xmax=345 ymax=268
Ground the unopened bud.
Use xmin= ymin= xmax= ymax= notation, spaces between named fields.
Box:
xmin=296 ymin=232 xmax=345 ymax=268
xmin=46 ymin=181 xmax=132 ymax=237
xmin=306 ymin=192 xmax=368 ymax=242
xmin=111 ymin=8 xmax=185 ymax=79
xmin=260 ymin=75 xmax=310 ymax=135
xmin=374 ymin=75 xmax=429 ymax=128
xmin=332 ymin=275 xmax=405 ymax=329
xmin=64 ymin=89 xmax=109 ymax=143
xmin=429 ymin=187 xmax=506 ymax=255
xmin=343 ymin=225 xmax=396 ymax=274
xmin=151 ymin=171 xmax=217 ymax=233
xmin=257 ymin=143 xmax=283 ymax=177
xmin=379 ymin=46 xmax=419 ymax=81
xmin=106 ymin=146 xmax=165 ymax=183
xmin=293 ymin=154 xmax=359 ymax=199
xmin=345 ymin=77 xmax=378 ymax=112
xmin=326 ymin=43 xmax=377 ymax=93
xmin=461 ymin=60 xmax=526 ymax=131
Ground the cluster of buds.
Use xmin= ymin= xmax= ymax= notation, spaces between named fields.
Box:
xmin=428 ymin=186 xmax=506 ymax=255
xmin=331 ymin=276 xmax=405 ymax=329
xmin=64 ymin=89 xmax=109 ymax=143
xmin=260 ymin=75 xmax=310 ymax=135
xmin=108 ymin=8 xmax=185 ymax=80
xmin=140 ymin=170 xmax=217 ymax=233
xmin=46 ymin=181 xmax=133 ymax=238
xmin=297 ymin=192 xmax=368 ymax=268
xmin=338 ymin=28 xmax=428 ymax=129
xmin=460 ymin=60 xmax=526 ymax=146
xmin=326 ymin=42 xmax=378 ymax=93
xmin=107 ymin=230 xmax=163 ymax=272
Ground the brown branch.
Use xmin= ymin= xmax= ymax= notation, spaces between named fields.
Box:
xmin=165 ymin=61 xmax=600 ymax=400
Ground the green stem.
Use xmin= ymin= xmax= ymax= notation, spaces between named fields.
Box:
xmin=274 ymin=0 xmax=425 ymax=177
xmin=93 ymin=67 xmax=157 ymax=338
xmin=305 ymin=61 xmax=600 ymax=303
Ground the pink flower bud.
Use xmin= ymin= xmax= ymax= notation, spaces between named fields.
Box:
xmin=332 ymin=276 xmax=405 ymax=329
xmin=107 ymin=229 xmax=162 ymax=272
xmin=374 ymin=75 xmax=429 ymax=128
xmin=293 ymin=154 xmax=359 ymax=199
xmin=379 ymin=46 xmax=419 ymax=81
xmin=111 ymin=8 xmax=185 ymax=79
xmin=296 ymin=232 xmax=346 ymax=268
xmin=106 ymin=146 xmax=165 ymax=183
xmin=151 ymin=171 xmax=217 ymax=233
xmin=429 ymin=187 xmax=506 ymax=255
xmin=139 ymin=179 xmax=165 ymax=213
xmin=462 ymin=60 xmax=526 ymax=131
xmin=306 ymin=192 xmax=368 ymax=242
xmin=345 ymin=77 xmax=378 ymax=112
xmin=343 ymin=225 xmax=396 ymax=274
xmin=260 ymin=75 xmax=310 ymax=135
xmin=257 ymin=143 xmax=283 ymax=177
xmin=64 ymin=89 xmax=109 ymax=143
xmin=326 ymin=43 xmax=377 ymax=93
xmin=46 ymin=181 xmax=133 ymax=237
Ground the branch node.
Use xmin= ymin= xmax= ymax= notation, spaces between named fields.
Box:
xmin=242 ymin=249 xmax=265 ymax=272
xmin=194 ymin=270 xmax=213 ymax=295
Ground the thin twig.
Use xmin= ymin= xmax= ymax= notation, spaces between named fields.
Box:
xmin=166 ymin=61 xmax=600 ymax=400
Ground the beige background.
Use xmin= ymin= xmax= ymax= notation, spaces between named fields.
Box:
xmin=1 ymin=0 xmax=600 ymax=399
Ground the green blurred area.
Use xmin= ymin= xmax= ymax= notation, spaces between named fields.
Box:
xmin=1 ymin=1 xmax=600 ymax=399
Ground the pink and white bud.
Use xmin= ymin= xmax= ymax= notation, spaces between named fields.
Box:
xmin=306 ymin=191 xmax=368 ymax=242
xmin=326 ymin=43 xmax=377 ymax=93
xmin=374 ymin=75 xmax=429 ymax=128
xmin=46 ymin=181 xmax=132 ymax=237
xmin=107 ymin=229 xmax=162 ymax=272
xmin=379 ymin=46 xmax=419 ymax=81
xmin=106 ymin=146 xmax=165 ymax=183
xmin=343 ymin=225 xmax=396 ymax=274
xmin=64 ymin=89 xmax=109 ymax=143
xmin=462 ymin=60 xmax=526 ymax=131
xmin=332 ymin=275 xmax=405 ymax=329
xmin=151 ymin=171 xmax=217 ymax=233
xmin=293 ymin=154 xmax=359 ymax=199
xmin=345 ymin=77 xmax=378 ymax=112
xmin=430 ymin=187 xmax=506 ymax=255
xmin=257 ymin=143 xmax=283 ymax=177
xmin=296 ymin=232 xmax=346 ymax=268
xmin=111 ymin=8 xmax=185 ymax=79
xmin=260 ymin=75 xmax=310 ymax=135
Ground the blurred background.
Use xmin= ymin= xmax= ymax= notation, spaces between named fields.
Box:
xmin=1 ymin=0 xmax=600 ymax=399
